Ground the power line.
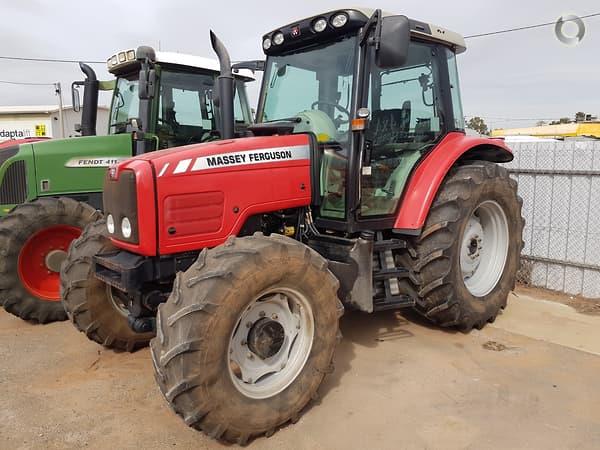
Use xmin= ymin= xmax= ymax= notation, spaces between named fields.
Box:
xmin=0 ymin=12 xmax=598 ymax=64
xmin=0 ymin=55 xmax=104 ymax=64
xmin=465 ymin=12 xmax=600 ymax=39
xmin=0 ymin=79 xmax=56 ymax=86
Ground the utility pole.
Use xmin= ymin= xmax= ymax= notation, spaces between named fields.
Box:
xmin=54 ymin=82 xmax=65 ymax=138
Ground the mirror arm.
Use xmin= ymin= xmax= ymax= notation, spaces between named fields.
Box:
xmin=359 ymin=9 xmax=382 ymax=47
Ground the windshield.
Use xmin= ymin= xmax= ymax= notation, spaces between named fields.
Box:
xmin=109 ymin=76 xmax=139 ymax=134
xmin=260 ymin=36 xmax=356 ymax=136
xmin=109 ymin=70 xmax=253 ymax=143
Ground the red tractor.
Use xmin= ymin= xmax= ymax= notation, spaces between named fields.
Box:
xmin=61 ymin=8 xmax=523 ymax=443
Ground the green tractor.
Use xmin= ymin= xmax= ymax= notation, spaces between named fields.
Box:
xmin=0 ymin=47 xmax=254 ymax=323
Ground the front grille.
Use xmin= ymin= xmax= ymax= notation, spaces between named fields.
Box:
xmin=103 ymin=170 xmax=139 ymax=244
xmin=0 ymin=160 xmax=27 ymax=204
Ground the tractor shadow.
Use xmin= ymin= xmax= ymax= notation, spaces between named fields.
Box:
xmin=317 ymin=307 xmax=459 ymax=401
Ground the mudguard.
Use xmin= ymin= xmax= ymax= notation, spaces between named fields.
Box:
xmin=394 ymin=132 xmax=513 ymax=232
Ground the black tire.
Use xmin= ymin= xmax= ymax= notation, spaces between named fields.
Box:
xmin=403 ymin=161 xmax=524 ymax=331
xmin=60 ymin=219 xmax=153 ymax=351
xmin=151 ymin=233 xmax=343 ymax=444
xmin=0 ymin=197 xmax=100 ymax=323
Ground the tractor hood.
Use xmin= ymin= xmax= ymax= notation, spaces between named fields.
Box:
xmin=106 ymin=134 xmax=313 ymax=256
xmin=29 ymin=133 xmax=132 ymax=198
xmin=137 ymin=135 xmax=312 ymax=178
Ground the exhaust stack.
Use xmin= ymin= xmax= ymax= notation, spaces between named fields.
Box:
xmin=210 ymin=31 xmax=235 ymax=140
xmin=78 ymin=63 xmax=99 ymax=136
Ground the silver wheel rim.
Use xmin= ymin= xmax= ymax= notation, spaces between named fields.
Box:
xmin=228 ymin=287 xmax=314 ymax=399
xmin=106 ymin=285 xmax=129 ymax=317
xmin=460 ymin=200 xmax=509 ymax=297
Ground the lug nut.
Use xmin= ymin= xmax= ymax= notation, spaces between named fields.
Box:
xmin=246 ymin=321 xmax=253 ymax=328
xmin=259 ymin=311 xmax=266 ymax=318
xmin=247 ymin=352 xmax=254 ymax=360
xmin=271 ymin=313 xmax=278 ymax=320
xmin=241 ymin=340 xmax=247 ymax=346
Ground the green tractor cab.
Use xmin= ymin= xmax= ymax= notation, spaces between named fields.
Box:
xmin=0 ymin=46 xmax=255 ymax=323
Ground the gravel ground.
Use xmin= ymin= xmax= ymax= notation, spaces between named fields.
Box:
xmin=1 ymin=290 xmax=599 ymax=449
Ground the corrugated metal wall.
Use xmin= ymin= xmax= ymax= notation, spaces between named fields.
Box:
xmin=506 ymin=140 xmax=600 ymax=298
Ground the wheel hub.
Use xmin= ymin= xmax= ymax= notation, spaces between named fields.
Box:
xmin=228 ymin=289 xmax=314 ymax=399
xmin=45 ymin=249 xmax=67 ymax=273
xmin=247 ymin=318 xmax=285 ymax=359
xmin=460 ymin=201 xmax=509 ymax=297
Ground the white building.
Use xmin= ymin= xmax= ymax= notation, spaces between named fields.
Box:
xmin=0 ymin=105 xmax=109 ymax=142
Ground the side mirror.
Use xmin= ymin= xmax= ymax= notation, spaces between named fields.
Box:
xmin=138 ymin=68 xmax=156 ymax=100
xmin=71 ymin=81 xmax=83 ymax=112
xmin=376 ymin=15 xmax=410 ymax=69
xmin=232 ymin=60 xmax=265 ymax=73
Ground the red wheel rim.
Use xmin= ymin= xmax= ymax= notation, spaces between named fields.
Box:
xmin=17 ymin=225 xmax=82 ymax=301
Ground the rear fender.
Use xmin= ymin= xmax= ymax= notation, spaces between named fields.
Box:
xmin=393 ymin=132 xmax=513 ymax=232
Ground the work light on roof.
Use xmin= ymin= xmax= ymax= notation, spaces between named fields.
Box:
xmin=273 ymin=32 xmax=284 ymax=45
xmin=263 ymin=37 xmax=272 ymax=50
xmin=313 ymin=18 xmax=327 ymax=33
xmin=331 ymin=13 xmax=348 ymax=28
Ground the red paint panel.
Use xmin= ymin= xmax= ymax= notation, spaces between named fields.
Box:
xmin=110 ymin=134 xmax=312 ymax=256
xmin=164 ymin=191 xmax=224 ymax=237
xmin=393 ymin=132 xmax=513 ymax=230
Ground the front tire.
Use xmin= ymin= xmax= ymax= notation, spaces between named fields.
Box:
xmin=0 ymin=197 xmax=100 ymax=323
xmin=151 ymin=234 xmax=343 ymax=444
xmin=406 ymin=161 xmax=524 ymax=331
xmin=60 ymin=219 xmax=153 ymax=351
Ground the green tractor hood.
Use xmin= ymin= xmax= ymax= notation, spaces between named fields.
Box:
xmin=0 ymin=133 xmax=133 ymax=215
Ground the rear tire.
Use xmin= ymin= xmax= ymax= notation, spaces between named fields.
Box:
xmin=151 ymin=234 xmax=343 ymax=444
xmin=60 ymin=219 xmax=153 ymax=351
xmin=404 ymin=161 xmax=524 ymax=331
xmin=0 ymin=197 xmax=100 ymax=323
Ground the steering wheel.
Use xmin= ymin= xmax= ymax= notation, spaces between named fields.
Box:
xmin=311 ymin=100 xmax=350 ymax=125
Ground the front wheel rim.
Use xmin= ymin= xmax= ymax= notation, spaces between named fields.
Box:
xmin=460 ymin=200 xmax=509 ymax=297
xmin=17 ymin=225 xmax=82 ymax=301
xmin=228 ymin=287 xmax=314 ymax=400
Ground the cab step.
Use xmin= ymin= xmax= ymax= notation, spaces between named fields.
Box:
xmin=372 ymin=233 xmax=416 ymax=312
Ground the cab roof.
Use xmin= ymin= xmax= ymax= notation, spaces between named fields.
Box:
xmin=263 ymin=7 xmax=466 ymax=55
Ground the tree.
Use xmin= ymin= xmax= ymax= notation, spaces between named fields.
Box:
xmin=466 ymin=116 xmax=488 ymax=135
xmin=536 ymin=120 xmax=547 ymax=127
xmin=575 ymin=111 xmax=586 ymax=122
xmin=550 ymin=117 xmax=571 ymax=125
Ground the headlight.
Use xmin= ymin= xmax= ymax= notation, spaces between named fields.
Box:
xmin=273 ymin=32 xmax=284 ymax=45
xmin=106 ymin=214 xmax=115 ymax=234
xmin=313 ymin=18 xmax=327 ymax=33
xmin=263 ymin=37 xmax=272 ymax=50
xmin=331 ymin=13 xmax=348 ymax=28
xmin=121 ymin=217 xmax=132 ymax=238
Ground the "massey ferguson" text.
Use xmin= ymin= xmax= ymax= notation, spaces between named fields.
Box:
xmin=206 ymin=150 xmax=293 ymax=168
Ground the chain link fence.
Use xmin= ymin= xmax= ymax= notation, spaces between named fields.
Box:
xmin=505 ymin=139 xmax=600 ymax=299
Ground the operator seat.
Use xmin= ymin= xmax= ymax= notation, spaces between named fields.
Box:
xmin=367 ymin=101 xmax=411 ymax=148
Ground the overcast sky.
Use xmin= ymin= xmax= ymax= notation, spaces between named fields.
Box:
xmin=0 ymin=0 xmax=598 ymax=130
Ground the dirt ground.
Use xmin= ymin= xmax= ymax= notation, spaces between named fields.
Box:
xmin=1 ymin=289 xmax=600 ymax=449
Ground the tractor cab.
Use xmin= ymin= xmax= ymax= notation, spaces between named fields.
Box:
xmin=104 ymin=48 xmax=254 ymax=152
xmin=253 ymin=8 xmax=466 ymax=232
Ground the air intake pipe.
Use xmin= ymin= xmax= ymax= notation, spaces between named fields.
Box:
xmin=78 ymin=63 xmax=99 ymax=136
xmin=210 ymin=31 xmax=235 ymax=140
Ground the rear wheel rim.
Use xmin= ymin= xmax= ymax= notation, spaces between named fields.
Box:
xmin=228 ymin=287 xmax=314 ymax=400
xmin=17 ymin=225 xmax=81 ymax=301
xmin=460 ymin=200 xmax=509 ymax=297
